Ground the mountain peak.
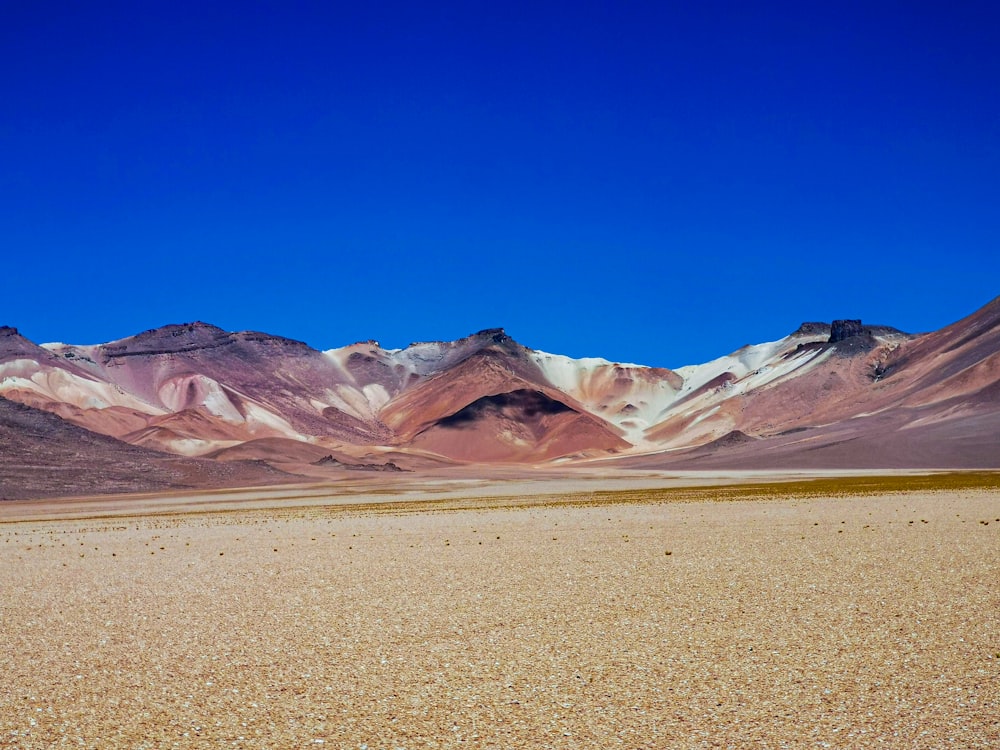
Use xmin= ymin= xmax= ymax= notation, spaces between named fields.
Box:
xmin=404 ymin=328 xmax=515 ymax=350
xmin=1 ymin=325 xmax=48 ymax=359
xmin=472 ymin=327 xmax=511 ymax=344
xmin=791 ymin=320 xmax=909 ymax=341
xmin=101 ymin=321 xmax=231 ymax=358
xmin=132 ymin=321 xmax=227 ymax=340
xmin=829 ymin=319 xmax=866 ymax=343
xmin=98 ymin=322 xmax=316 ymax=359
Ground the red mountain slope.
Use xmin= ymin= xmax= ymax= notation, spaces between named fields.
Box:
xmin=1 ymin=296 xmax=997 ymax=494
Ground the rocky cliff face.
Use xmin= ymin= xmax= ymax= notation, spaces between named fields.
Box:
xmin=829 ymin=320 xmax=865 ymax=342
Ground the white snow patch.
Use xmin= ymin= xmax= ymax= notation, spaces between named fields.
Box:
xmin=532 ymin=351 xmax=628 ymax=391
xmin=0 ymin=359 xmax=167 ymax=414
xmin=160 ymin=438 xmax=235 ymax=456
xmin=361 ymin=383 xmax=391 ymax=411
xmin=673 ymin=338 xmax=791 ymax=396
xmin=530 ymin=351 xmax=681 ymax=445
xmin=308 ymin=384 xmax=385 ymax=421
xmin=240 ymin=401 xmax=305 ymax=439
xmin=201 ymin=385 xmax=244 ymax=423
xmin=158 ymin=375 xmax=245 ymax=422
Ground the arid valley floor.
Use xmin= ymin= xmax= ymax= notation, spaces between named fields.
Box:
xmin=2 ymin=472 xmax=998 ymax=748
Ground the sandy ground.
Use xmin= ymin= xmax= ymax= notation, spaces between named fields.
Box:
xmin=0 ymin=468 xmax=948 ymax=523
xmin=1 ymin=482 xmax=998 ymax=748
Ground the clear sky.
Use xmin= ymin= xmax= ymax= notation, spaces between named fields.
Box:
xmin=3 ymin=2 xmax=998 ymax=368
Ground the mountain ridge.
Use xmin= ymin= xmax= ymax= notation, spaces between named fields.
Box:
xmin=3 ymin=297 xmax=998 ymax=499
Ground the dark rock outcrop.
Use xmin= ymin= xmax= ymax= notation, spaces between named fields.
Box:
xmin=829 ymin=320 xmax=864 ymax=343
xmin=99 ymin=322 xmax=313 ymax=360
xmin=792 ymin=322 xmax=832 ymax=337
xmin=312 ymin=455 xmax=407 ymax=472
xmin=476 ymin=328 xmax=512 ymax=345
xmin=1 ymin=325 xmax=57 ymax=360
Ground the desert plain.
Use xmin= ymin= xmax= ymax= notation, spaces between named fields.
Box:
xmin=1 ymin=471 xmax=998 ymax=748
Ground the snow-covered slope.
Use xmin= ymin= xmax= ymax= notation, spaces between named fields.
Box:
xmin=531 ymin=352 xmax=682 ymax=444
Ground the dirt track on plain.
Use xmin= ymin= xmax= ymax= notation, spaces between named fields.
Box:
xmin=2 ymin=482 xmax=998 ymax=748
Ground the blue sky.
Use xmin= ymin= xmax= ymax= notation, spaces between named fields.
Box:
xmin=3 ymin=2 xmax=998 ymax=368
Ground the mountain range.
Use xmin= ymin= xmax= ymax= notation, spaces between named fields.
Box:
xmin=2 ymin=296 xmax=998 ymax=499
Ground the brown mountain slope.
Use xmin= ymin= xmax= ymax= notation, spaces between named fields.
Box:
xmin=381 ymin=348 xmax=559 ymax=439
xmin=377 ymin=342 xmax=629 ymax=461
xmin=642 ymin=325 xmax=911 ymax=446
xmin=410 ymin=388 xmax=630 ymax=462
xmin=0 ymin=396 xmax=298 ymax=500
xmin=21 ymin=323 xmax=412 ymax=453
xmin=619 ymin=296 xmax=1000 ymax=469
xmin=881 ymin=295 xmax=1000 ymax=409
xmin=618 ymin=399 xmax=1000 ymax=470
xmin=68 ymin=322 xmax=392 ymax=445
